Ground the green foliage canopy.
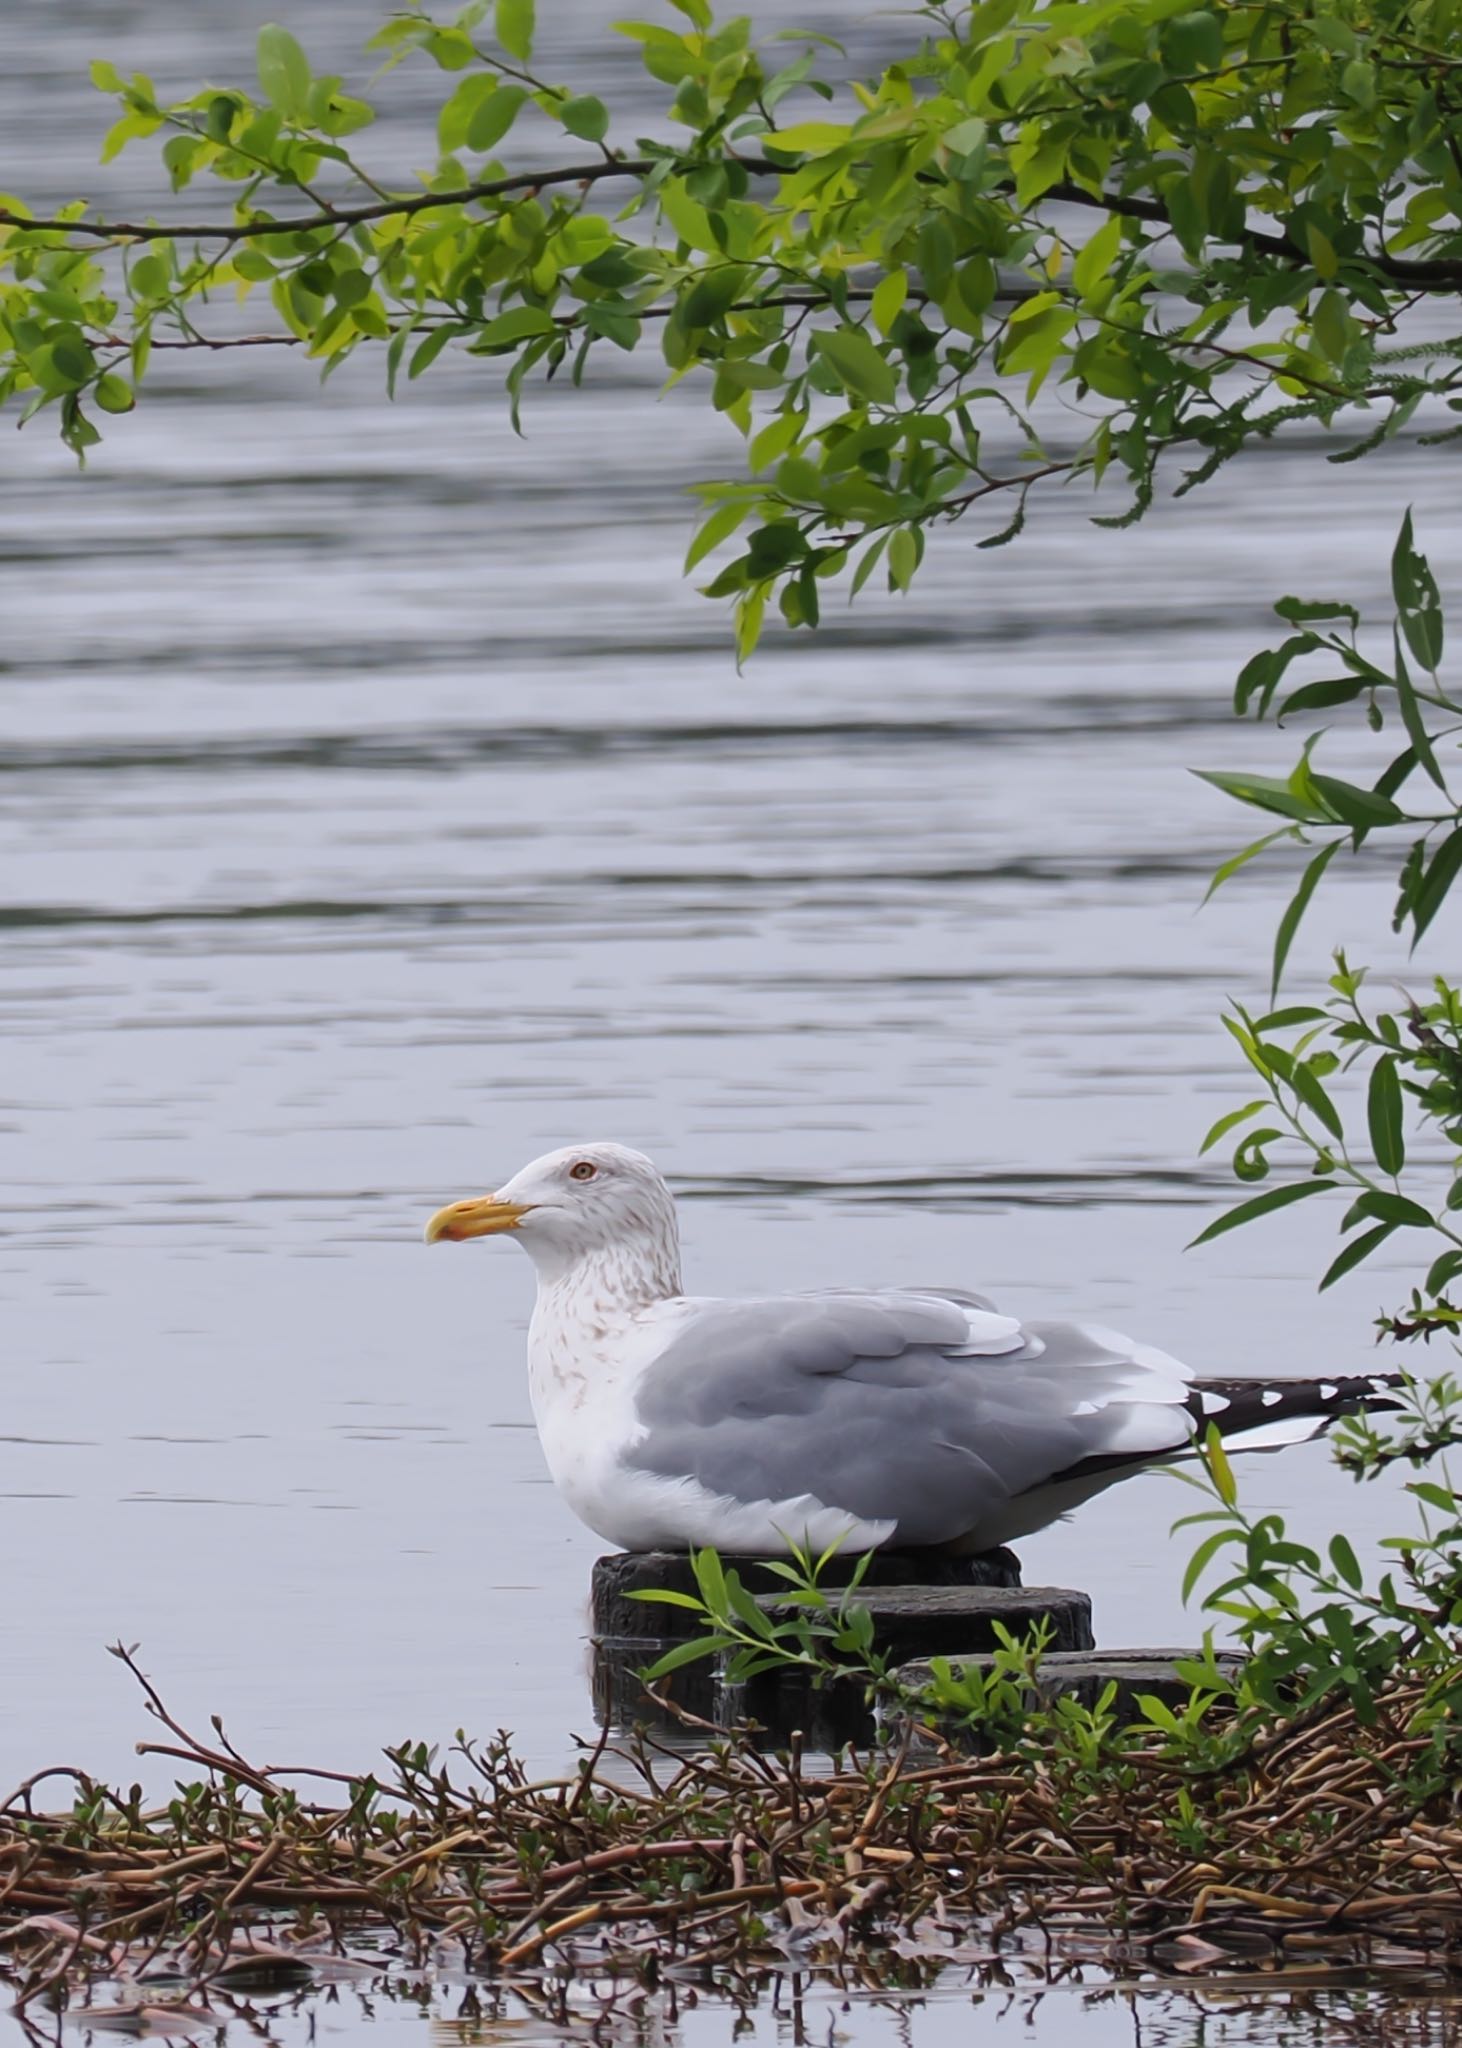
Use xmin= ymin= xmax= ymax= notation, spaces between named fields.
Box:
xmin=2 ymin=0 xmax=1461 ymax=655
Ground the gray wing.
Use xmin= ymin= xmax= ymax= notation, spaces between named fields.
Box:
xmin=625 ymin=1288 xmax=1200 ymax=1548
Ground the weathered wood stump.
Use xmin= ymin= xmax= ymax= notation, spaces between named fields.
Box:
xmin=588 ymin=1550 xmax=1102 ymax=1745
xmin=591 ymin=1546 xmax=1024 ymax=1645
xmin=893 ymin=1646 xmax=1246 ymax=1727
xmin=756 ymin=1584 xmax=1094 ymax=1665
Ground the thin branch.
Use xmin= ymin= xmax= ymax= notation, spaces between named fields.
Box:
xmin=3 ymin=152 xmax=1460 ymax=292
xmin=0 ymin=156 xmax=782 ymax=246
xmin=84 ymin=281 xmax=1037 ymax=354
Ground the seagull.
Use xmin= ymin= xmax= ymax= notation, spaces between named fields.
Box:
xmin=424 ymin=1142 xmax=1401 ymax=1556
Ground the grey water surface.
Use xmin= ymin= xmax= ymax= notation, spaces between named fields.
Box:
xmin=4 ymin=4 xmax=1462 ymax=2042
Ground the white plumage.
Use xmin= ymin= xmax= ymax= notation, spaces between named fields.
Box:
xmin=424 ymin=1142 xmax=1397 ymax=1556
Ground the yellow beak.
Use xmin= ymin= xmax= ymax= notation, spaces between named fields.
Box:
xmin=423 ymin=1196 xmax=530 ymax=1244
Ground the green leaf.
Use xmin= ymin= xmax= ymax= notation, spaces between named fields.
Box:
xmin=1188 ymin=1177 xmax=1336 ymax=1248
xmin=1201 ymin=826 xmax=1290 ymax=903
xmin=561 ymin=94 xmax=609 ymax=143
xmin=690 ymin=1545 xmax=727 ymax=1615
xmin=1275 ymin=677 xmax=1366 ymax=722
xmin=685 ymin=499 xmax=749 ymax=572
xmin=659 ymin=178 xmax=720 ymax=255
xmin=1181 ymin=1526 xmax=1243 ymax=1603
xmin=813 ymin=325 xmax=897 ymax=407
xmin=1072 ymin=215 xmax=1121 ymax=299
xmin=1368 ymin=1054 xmax=1405 ymax=1175
xmin=1195 ymin=770 xmax=1324 ymax=824
xmin=94 ymin=372 xmax=135 ymax=414
xmin=468 ymin=84 xmax=527 ymax=153
xmin=1351 ymin=1189 xmax=1434 ymax=1229
xmin=1199 ymin=1100 xmax=1267 ymax=1154
xmin=257 ymin=24 xmax=311 ymax=119
xmin=1307 ymin=776 xmax=1404 ymax=831
xmin=475 ymin=306 xmax=558 ymax=347
xmin=1271 ymin=840 xmax=1339 ymax=997
xmin=1289 ymin=1056 xmax=1344 ymax=1140
xmin=682 ymin=264 xmax=749 ymax=327
xmin=1412 ymin=825 xmax=1462 ymax=945
xmin=734 ymin=584 xmax=766 ymax=666
xmin=638 ymin=1635 xmax=732 ymax=1680
xmin=888 ymin=526 xmax=918 ymax=593
xmin=1205 ymin=1427 xmax=1237 ymax=1508
xmin=438 ymin=74 xmax=497 ymax=154
xmin=1392 ymin=507 xmax=1444 ymax=673
xmin=1233 ymin=634 xmax=1318 ymax=716
xmin=1328 ymin=1534 xmax=1363 ymax=1590
xmin=496 ymin=0 xmax=535 ymax=62
xmin=750 ymin=411 xmax=802 ymax=470
xmin=850 ymin=532 xmax=889 ymax=597
xmin=1391 ymin=628 xmax=1446 ymax=794
xmin=1319 ymin=1222 xmax=1395 ymax=1291
xmin=871 ymin=268 xmax=908 ymax=338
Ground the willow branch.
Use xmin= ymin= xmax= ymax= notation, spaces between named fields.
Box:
xmin=0 ymin=156 xmax=782 ymax=245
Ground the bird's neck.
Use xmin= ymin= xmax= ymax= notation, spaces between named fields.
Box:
xmin=529 ymin=1234 xmax=683 ymax=1325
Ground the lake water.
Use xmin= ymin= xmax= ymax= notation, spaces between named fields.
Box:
xmin=5 ymin=3 xmax=1461 ymax=2040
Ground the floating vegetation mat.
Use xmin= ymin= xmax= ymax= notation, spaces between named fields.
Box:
xmin=4 ymin=1651 xmax=1462 ymax=2027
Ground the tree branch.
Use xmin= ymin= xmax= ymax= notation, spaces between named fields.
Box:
xmin=0 ymin=156 xmax=783 ymax=245
xmin=4 ymin=150 xmax=1457 ymax=297
xmin=1048 ymin=180 xmax=1462 ymax=292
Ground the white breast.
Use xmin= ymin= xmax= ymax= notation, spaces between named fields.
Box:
xmin=524 ymin=1294 xmax=895 ymax=1554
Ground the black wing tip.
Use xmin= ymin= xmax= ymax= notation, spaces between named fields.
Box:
xmin=1192 ymin=1371 xmax=1405 ymax=1435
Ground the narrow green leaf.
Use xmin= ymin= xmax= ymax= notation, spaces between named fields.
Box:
xmin=1181 ymin=1527 xmax=1243 ymax=1604
xmin=684 ymin=499 xmax=749 ymax=572
xmin=625 ymin=1587 xmax=710 ymax=1611
xmin=1352 ymin=1189 xmax=1435 ymax=1228
xmin=1307 ymin=775 xmax=1404 ymax=831
xmin=1412 ymin=825 xmax=1462 ymax=945
xmin=850 ymin=532 xmax=889 ymax=597
xmin=1288 ymin=1056 xmax=1344 ymax=1140
xmin=1254 ymin=1007 xmax=1327 ymax=1030
xmin=638 ymin=1635 xmax=733 ymax=1680
xmin=1196 ymin=770 xmax=1325 ymax=824
xmin=1319 ymin=1221 xmax=1395 ymax=1291
xmin=1368 ymin=1054 xmax=1405 ymax=1175
xmin=1392 ymin=507 xmax=1444 ymax=672
xmin=1201 ymin=826 xmax=1290 ymax=904
xmin=1198 ymin=1100 xmax=1267 ymax=1155
xmin=1188 ymin=1177 xmax=1336 ymax=1248
xmin=1205 ymin=1428 xmax=1237 ymax=1508
xmin=691 ymin=1546 xmax=727 ymax=1614
xmin=1391 ymin=627 xmax=1447 ymax=793
xmin=1272 ymin=840 xmax=1340 ymax=997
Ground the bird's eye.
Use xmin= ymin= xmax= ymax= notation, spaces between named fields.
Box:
xmin=569 ymin=1161 xmax=597 ymax=1182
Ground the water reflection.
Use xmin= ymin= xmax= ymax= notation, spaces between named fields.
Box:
xmin=37 ymin=1952 xmax=1462 ymax=2048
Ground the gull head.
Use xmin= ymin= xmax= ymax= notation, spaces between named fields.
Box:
xmin=424 ymin=1141 xmax=683 ymax=1297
